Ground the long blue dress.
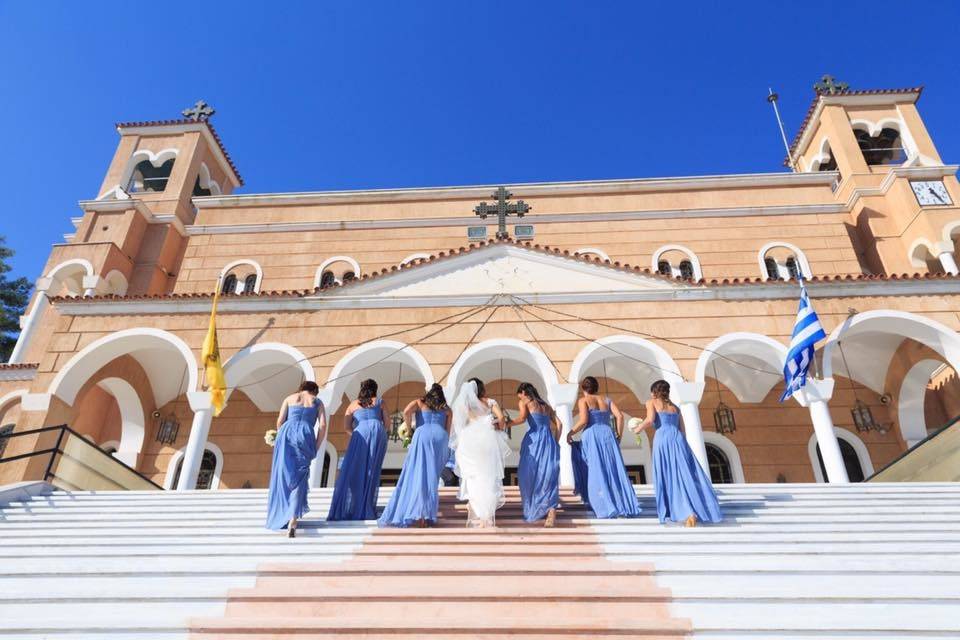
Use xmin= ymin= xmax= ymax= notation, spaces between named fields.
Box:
xmin=327 ymin=398 xmax=388 ymax=521
xmin=378 ymin=408 xmax=449 ymax=527
xmin=265 ymin=398 xmax=320 ymax=530
xmin=651 ymin=410 xmax=723 ymax=524
xmin=518 ymin=410 xmax=560 ymax=522
xmin=580 ymin=398 xmax=641 ymax=518
xmin=570 ymin=441 xmax=589 ymax=507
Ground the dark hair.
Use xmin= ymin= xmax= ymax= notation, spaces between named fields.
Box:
xmin=422 ymin=383 xmax=448 ymax=411
xmin=580 ymin=376 xmax=599 ymax=394
xmin=469 ymin=377 xmax=485 ymax=399
xmin=651 ymin=379 xmax=671 ymax=401
xmin=517 ymin=382 xmax=547 ymax=410
xmin=299 ymin=381 xmax=320 ymax=395
xmin=358 ymin=379 xmax=378 ymax=407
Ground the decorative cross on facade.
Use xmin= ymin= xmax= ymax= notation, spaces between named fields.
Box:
xmin=182 ymin=100 xmax=215 ymax=121
xmin=473 ymin=186 xmax=531 ymax=240
xmin=813 ymin=75 xmax=849 ymax=95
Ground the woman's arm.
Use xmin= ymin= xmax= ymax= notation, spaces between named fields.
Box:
xmin=565 ymin=398 xmax=589 ymax=444
xmin=379 ymin=401 xmax=389 ymax=431
xmin=490 ymin=401 xmax=506 ymax=431
xmin=343 ymin=401 xmax=356 ymax=436
xmin=610 ymin=399 xmax=624 ymax=441
xmin=315 ymin=401 xmax=327 ymax=446
xmin=631 ymin=400 xmax=656 ymax=434
xmin=402 ymin=399 xmax=419 ymax=430
xmin=549 ymin=406 xmax=562 ymax=441
xmin=444 ymin=407 xmax=453 ymax=434
xmin=507 ymin=401 xmax=529 ymax=428
xmin=275 ymin=397 xmax=290 ymax=428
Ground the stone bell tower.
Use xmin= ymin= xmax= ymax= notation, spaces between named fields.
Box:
xmin=787 ymin=76 xmax=960 ymax=277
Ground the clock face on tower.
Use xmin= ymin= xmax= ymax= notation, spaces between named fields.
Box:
xmin=910 ymin=180 xmax=953 ymax=206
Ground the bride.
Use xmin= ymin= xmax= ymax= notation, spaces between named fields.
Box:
xmin=450 ymin=378 xmax=512 ymax=527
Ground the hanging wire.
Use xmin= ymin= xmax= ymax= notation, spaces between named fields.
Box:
xmin=437 ymin=304 xmax=501 ymax=384
xmin=507 ymin=297 xmax=568 ymax=382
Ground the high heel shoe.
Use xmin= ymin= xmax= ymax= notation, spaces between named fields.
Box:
xmin=287 ymin=525 xmax=297 ymax=538
xmin=684 ymin=514 xmax=698 ymax=528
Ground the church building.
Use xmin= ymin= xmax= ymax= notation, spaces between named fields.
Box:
xmin=2 ymin=82 xmax=959 ymax=492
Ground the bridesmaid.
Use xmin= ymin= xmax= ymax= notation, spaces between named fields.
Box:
xmin=265 ymin=381 xmax=326 ymax=537
xmin=378 ymin=384 xmax=452 ymax=528
xmin=632 ymin=379 xmax=722 ymax=527
xmin=566 ymin=376 xmax=641 ymax=518
xmin=328 ymin=379 xmax=388 ymax=521
xmin=508 ymin=382 xmax=561 ymax=527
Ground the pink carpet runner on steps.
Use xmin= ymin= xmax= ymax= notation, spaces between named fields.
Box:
xmin=190 ymin=487 xmax=691 ymax=639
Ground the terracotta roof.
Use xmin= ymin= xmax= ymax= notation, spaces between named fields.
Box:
xmin=48 ymin=237 xmax=960 ymax=304
xmin=115 ymin=119 xmax=243 ymax=186
xmin=0 ymin=363 xmax=39 ymax=370
xmin=784 ymin=86 xmax=924 ymax=167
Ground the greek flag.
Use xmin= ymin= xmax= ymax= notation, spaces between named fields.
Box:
xmin=780 ymin=279 xmax=827 ymax=402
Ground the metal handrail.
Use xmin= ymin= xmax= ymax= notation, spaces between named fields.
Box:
xmin=0 ymin=424 xmax=163 ymax=490
xmin=866 ymin=414 xmax=960 ymax=481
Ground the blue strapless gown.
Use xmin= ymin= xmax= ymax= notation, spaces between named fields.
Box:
xmin=579 ymin=401 xmax=641 ymax=518
xmin=518 ymin=411 xmax=560 ymax=522
xmin=328 ymin=399 xmax=388 ymax=521
xmin=265 ymin=399 xmax=320 ymax=530
xmin=378 ymin=409 xmax=449 ymax=527
xmin=652 ymin=411 xmax=723 ymax=524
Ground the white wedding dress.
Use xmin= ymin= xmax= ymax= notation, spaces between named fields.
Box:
xmin=449 ymin=381 xmax=513 ymax=527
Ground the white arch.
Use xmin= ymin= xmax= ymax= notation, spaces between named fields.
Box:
xmin=806 ymin=137 xmax=835 ymax=172
xmin=164 ymin=441 xmax=223 ymax=490
xmin=325 ymin=340 xmax=434 ymax=414
xmin=908 ymin=237 xmax=941 ymax=268
xmin=220 ymin=259 xmax=262 ymax=293
xmin=0 ymin=389 xmax=27 ymax=417
xmin=651 ymin=244 xmax=703 ymax=280
xmin=695 ymin=333 xmax=787 ymax=403
xmin=702 ymin=432 xmax=746 ymax=483
xmin=446 ymin=338 xmax=559 ymax=401
xmin=758 ymin=241 xmax=813 ymax=280
xmin=849 ymin=117 xmax=904 ymax=138
xmin=315 ymin=256 xmax=362 ymax=288
xmin=573 ymin=247 xmax=611 ymax=262
xmin=822 ymin=310 xmax=960 ymax=394
xmin=569 ymin=336 xmax=682 ymax=405
xmin=400 ymin=253 xmax=432 ymax=267
xmin=102 ymin=270 xmax=129 ymax=296
xmin=46 ymin=258 xmax=95 ymax=280
xmin=808 ymin=428 xmax=874 ymax=483
xmin=223 ymin=342 xmax=315 ymax=411
xmin=898 ymin=359 xmax=946 ymax=447
xmin=196 ymin=162 xmax=222 ymax=196
xmin=48 ymin=328 xmax=198 ymax=407
xmin=941 ymin=220 xmax=960 ymax=244
xmin=95 ymin=377 xmax=146 ymax=467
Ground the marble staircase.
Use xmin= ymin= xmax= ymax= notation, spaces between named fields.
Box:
xmin=0 ymin=482 xmax=958 ymax=638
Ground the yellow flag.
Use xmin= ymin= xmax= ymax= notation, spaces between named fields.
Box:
xmin=202 ymin=285 xmax=227 ymax=416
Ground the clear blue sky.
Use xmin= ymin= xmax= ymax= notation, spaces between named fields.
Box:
xmin=2 ymin=1 xmax=959 ymax=281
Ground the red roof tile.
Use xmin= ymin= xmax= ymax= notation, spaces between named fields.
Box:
xmin=0 ymin=363 xmax=39 ymax=370
xmin=116 ymin=119 xmax=243 ymax=185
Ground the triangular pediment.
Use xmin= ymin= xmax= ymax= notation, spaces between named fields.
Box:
xmin=325 ymin=243 xmax=689 ymax=297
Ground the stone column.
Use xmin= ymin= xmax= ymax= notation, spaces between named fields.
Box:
xmin=550 ymin=383 xmax=580 ymax=488
xmin=177 ymin=391 xmax=215 ymax=491
xmin=795 ymin=378 xmax=849 ymax=484
xmin=8 ymin=278 xmax=52 ymax=364
xmin=671 ymin=381 xmax=708 ymax=473
xmin=937 ymin=251 xmax=959 ymax=276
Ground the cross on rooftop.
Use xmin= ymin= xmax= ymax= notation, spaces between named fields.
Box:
xmin=473 ymin=186 xmax=531 ymax=240
xmin=182 ymin=100 xmax=215 ymax=121
xmin=813 ymin=75 xmax=849 ymax=95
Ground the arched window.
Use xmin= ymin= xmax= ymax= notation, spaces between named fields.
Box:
xmin=193 ymin=176 xmax=212 ymax=197
xmin=785 ymin=256 xmax=801 ymax=280
xmin=855 ymin=127 xmax=905 ymax=166
xmin=0 ymin=424 xmax=13 ymax=457
xmin=221 ymin=274 xmax=237 ymax=294
xmin=242 ymin=274 xmax=257 ymax=294
xmin=651 ymin=245 xmax=702 ymax=280
xmin=657 ymin=260 xmax=671 ymax=276
xmin=319 ymin=271 xmax=336 ymax=288
xmin=815 ymin=439 xmax=866 ymax=482
xmin=759 ymin=243 xmax=810 ymax=281
xmin=315 ymin=257 xmax=362 ymax=289
xmin=170 ymin=449 xmax=219 ymax=490
xmin=764 ymin=257 xmax=780 ymax=280
xmin=705 ymin=443 xmax=733 ymax=484
xmin=679 ymin=260 xmax=694 ymax=280
xmin=342 ymin=271 xmax=356 ymax=283
xmin=127 ymin=159 xmax=175 ymax=193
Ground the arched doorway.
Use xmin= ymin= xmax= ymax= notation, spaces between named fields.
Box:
xmin=816 ymin=439 xmax=865 ymax=483
xmin=166 ymin=445 xmax=223 ymax=490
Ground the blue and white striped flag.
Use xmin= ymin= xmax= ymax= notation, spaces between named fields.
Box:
xmin=780 ymin=278 xmax=827 ymax=402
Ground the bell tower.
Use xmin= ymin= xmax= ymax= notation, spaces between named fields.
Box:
xmin=787 ymin=77 xmax=960 ymax=277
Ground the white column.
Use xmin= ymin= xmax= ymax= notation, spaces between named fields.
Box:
xmin=8 ymin=278 xmax=52 ymax=364
xmin=81 ymin=275 xmax=102 ymax=298
xmin=550 ymin=383 xmax=580 ymax=488
xmin=177 ymin=391 xmax=215 ymax=491
xmin=308 ymin=389 xmax=334 ymax=488
xmin=671 ymin=381 xmax=708 ymax=473
xmin=937 ymin=251 xmax=959 ymax=276
xmin=795 ymin=378 xmax=849 ymax=484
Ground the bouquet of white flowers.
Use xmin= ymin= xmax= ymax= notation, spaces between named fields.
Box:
xmin=627 ymin=417 xmax=643 ymax=445
xmin=264 ymin=429 xmax=278 ymax=447
xmin=398 ymin=421 xmax=413 ymax=449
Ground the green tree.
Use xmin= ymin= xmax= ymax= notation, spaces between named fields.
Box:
xmin=0 ymin=237 xmax=32 ymax=361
